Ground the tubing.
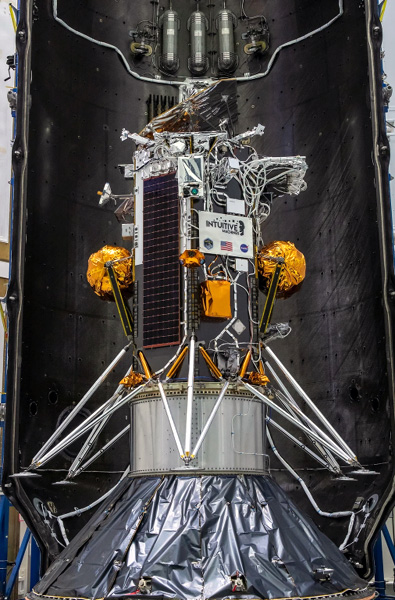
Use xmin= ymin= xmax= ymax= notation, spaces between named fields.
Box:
xmin=184 ymin=335 xmax=196 ymax=456
xmin=52 ymin=0 xmax=182 ymax=86
xmin=242 ymin=382 xmax=352 ymax=463
xmin=265 ymin=362 xmax=342 ymax=474
xmin=53 ymin=0 xmax=343 ymax=87
xmin=57 ymin=467 xmax=130 ymax=521
xmin=264 ymin=346 xmax=358 ymax=461
xmin=32 ymin=342 xmax=131 ymax=464
xmin=157 ymin=381 xmax=184 ymax=457
xmin=73 ymin=425 xmax=130 ymax=477
xmin=235 ymin=0 xmax=344 ymax=82
xmin=265 ymin=416 xmax=329 ymax=469
xmin=266 ymin=426 xmax=358 ymax=552
xmin=33 ymin=384 xmax=147 ymax=468
xmin=67 ymin=384 xmax=125 ymax=479
xmin=266 ymin=428 xmax=354 ymax=519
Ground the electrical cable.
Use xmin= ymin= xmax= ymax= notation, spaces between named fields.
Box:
xmin=236 ymin=0 xmax=344 ymax=82
xmin=379 ymin=0 xmax=388 ymax=22
xmin=240 ymin=0 xmax=266 ymax=21
xmin=53 ymin=0 xmax=343 ymax=86
xmin=52 ymin=0 xmax=182 ymax=87
xmin=56 ymin=466 xmax=131 ymax=545
xmin=266 ymin=427 xmax=358 ymax=550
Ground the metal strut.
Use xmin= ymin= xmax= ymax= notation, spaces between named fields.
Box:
xmin=242 ymin=381 xmax=353 ymax=464
xmin=260 ymin=260 xmax=284 ymax=334
xmin=106 ymin=262 xmax=133 ymax=337
xmin=157 ymin=381 xmax=184 ymax=458
xmin=184 ymin=335 xmax=196 ymax=459
xmin=264 ymin=361 xmax=342 ymax=475
xmin=264 ymin=345 xmax=359 ymax=464
xmin=31 ymin=343 xmax=132 ymax=465
xmin=192 ymin=381 xmax=230 ymax=458
xmin=30 ymin=384 xmax=147 ymax=469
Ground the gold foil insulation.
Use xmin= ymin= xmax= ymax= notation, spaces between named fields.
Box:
xmin=140 ymin=79 xmax=237 ymax=139
xmin=239 ymin=351 xmax=251 ymax=378
xmin=201 ymin=280 xmax=232 ymax=319
xmin=257 ymin=241 xmax=306 ymax=293
xmin=179 ymin=249 xmax=205 ymax=268
xmin=120 ymin=370 xmax=144 ymax=388
xmin=87 ymin=246 xmax=133 ymax=299
xmin=138 ymin=351 xmax=153 ymax=380
xmin=199 ymin=346 xmax=222 ymax=379
xmin=166 ymin=346 xmax=189 ymax=379
xmin=248 ymin=371 xmax=270 ymax=387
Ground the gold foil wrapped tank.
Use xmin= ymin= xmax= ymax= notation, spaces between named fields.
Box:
xmin=257 ymin=241 xmax=306 ymax=293
xmin=87 ymin=245 xmax=133 ymax=299
xmin=120 ymin=369 xmax=144 ymax=388
xmin=248 ymin=371 xmax=270 ymax=387
xmin=201 ymin=280 xmax=232 ymax=319
xmin=179 ymin=249 xmax=205 ymax=268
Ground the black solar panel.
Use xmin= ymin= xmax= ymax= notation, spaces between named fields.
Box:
xmin=143 ymin=172 xmax=180 ymax=348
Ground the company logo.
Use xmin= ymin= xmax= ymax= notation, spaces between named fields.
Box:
xmin=240 ymin=244 xmax=249 ymax=253
xmin=205 ymin=217 xmax=245 ymax=236
xmin=204 ymin=238 xmax=214 ymax=250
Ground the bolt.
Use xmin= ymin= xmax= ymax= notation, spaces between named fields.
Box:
xmin=18 ymin=30 xmax=26 ymax=42
xmin=13 ymin=148 xmax=23 ymax=161
xmin=380 ymin=145 xmax=388 ymax=156
xmin=372 ymin=25 xmax=381 ymax=37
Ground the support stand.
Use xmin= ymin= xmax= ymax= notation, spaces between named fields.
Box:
xmin=374 ymin=524 xmax=395 ymax=599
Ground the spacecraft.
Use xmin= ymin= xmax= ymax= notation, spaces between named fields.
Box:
xmin=25 ymin=82 xmax=374 ymax=600
xmin=3 ymin=1 xmax=395 ymax=600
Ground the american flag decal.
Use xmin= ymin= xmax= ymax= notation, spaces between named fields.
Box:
xmin=221 ymin=241 xmax=233 ymax=251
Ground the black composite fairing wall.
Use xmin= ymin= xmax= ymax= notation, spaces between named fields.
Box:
xmin=4 ymin=0 xmax=395 ymax=577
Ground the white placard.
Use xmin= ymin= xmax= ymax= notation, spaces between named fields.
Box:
xmin=226 ymin=197 xmax=245 ymax=215
xmin=198 ymin=211 xmax=253 ymax=258
xmin=235 ymin=258 xmax=249 ymax=272
xmin=228 ymin=157 xmax=240 ymax=170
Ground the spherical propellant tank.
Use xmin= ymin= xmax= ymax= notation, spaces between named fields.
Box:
xmin=187 ymin=8 xmax=209 ymax=76
xmin=216 ymin=5 xmax=237 ymax=73
xmin=159 ymin=6 xmax=180 ymax=74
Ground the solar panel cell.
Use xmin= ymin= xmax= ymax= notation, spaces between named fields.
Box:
xmin=143 ymin=173 xmax=180 ymax=348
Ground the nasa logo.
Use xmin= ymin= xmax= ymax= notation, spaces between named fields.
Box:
xmin=204 ymin=238 xmax=214 ymax=250
xmin=240 ymin=244 xmax=248 ymax=253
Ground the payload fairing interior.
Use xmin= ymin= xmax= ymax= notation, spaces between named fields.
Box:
xmin=4 ymin=1 xmax=395 ymax=599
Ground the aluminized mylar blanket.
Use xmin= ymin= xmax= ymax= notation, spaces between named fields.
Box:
xmin=30 ymin=475 xmax=368 ymax=600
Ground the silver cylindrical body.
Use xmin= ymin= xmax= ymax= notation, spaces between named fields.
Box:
xmin=188 ymin=10 xmax=208 ymax=75
xmin=129 ymin=382 xmax=268 ymax=475
xmin=216 ymin=8 xmax=237 ymax=73
xmin=159 ymin=9 xmax=180 ymax=73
